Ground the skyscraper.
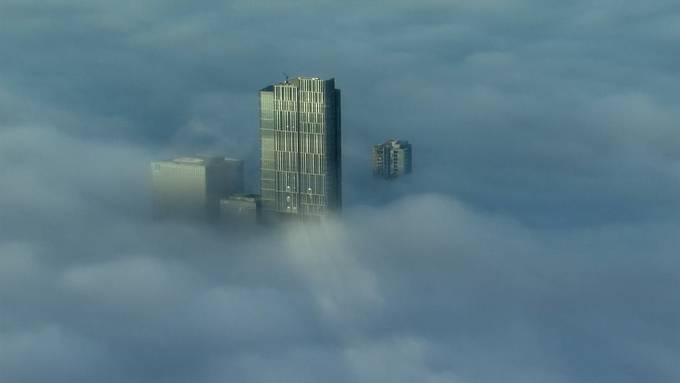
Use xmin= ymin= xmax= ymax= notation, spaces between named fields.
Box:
xmin=259 ymin=77 xmax=341 ymax=220
xmin=373 ymin=139 xmax=412 ymax=179
xmin=151 ymin=156 xmax=244 ymax=221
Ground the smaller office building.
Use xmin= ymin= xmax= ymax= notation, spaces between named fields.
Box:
xmin=373 ymin=139 xmax=412 ymax=179
xmin=219 ymin=194 xmax=261 ymax=226
xmin=151 ymin=156 xmax=244 ymax=221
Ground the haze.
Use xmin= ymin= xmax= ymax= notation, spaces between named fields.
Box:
xmin=1 ymin=1 xmax=680 ymax=382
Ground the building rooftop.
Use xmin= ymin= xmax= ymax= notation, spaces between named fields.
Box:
xmin=173 ymin=157 xmax=206 ymax=164
xmin=153 ymin=156 xmax=243 ymax=167
xmin=221 ymin=194 xmax=260 ymax=203
xmin=277 ymin=76 xmax=330 ymax=84
xmin=378 ymin=139 xmax=410 ymax=148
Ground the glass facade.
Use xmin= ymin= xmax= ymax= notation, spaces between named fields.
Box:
xmin=260 ymin=77 xmax=341 ymax=219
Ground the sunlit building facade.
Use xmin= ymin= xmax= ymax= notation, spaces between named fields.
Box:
xmin=260 ymin=77 xmax=341 ymax=220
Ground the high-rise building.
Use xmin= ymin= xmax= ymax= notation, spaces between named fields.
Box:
xmin=259 ymin=77 xmax=341 ymax=220
xmin=373 ymin=139 xmax=412 ymax=179
xmin=151 ymin=156 xmax=244 ymax=220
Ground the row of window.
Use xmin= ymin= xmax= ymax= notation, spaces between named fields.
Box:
xmin=273 ymin=112 xmax=327 ymax=127
xmin=275 ymin=131 xmax=299 ymax=152
xmin=276 ymin=196 xmax=328 ymax=211
xmin=298 ymin=102 xmax=324 ymax=114
xmin=300 ymin=133 xmax=325 ymax=154
xmin=272 ymin=82 xmax=328 ymax=100
xmin=273 ymin=100 xmax=326 ymax=114
xmin=275 ymin=100 xmax=296 ymax=111
xmin=276 ymin=194 xmax=327 ymax=211
xmin=271 ymin=152 xmax=328 ymax=173
xmin=272 ymin=132 xmax=327 ymax=154
xmin=299 ymin=174 xmax=326 ymax=195
xmin=264 ymin=173 xmax=327 ymax=196
xmin=276 ymin=172 xmax=299 ymax=192
xmin=299 ymin=154 xmax=326 ymax=174
xmin=299 ymin=91 xmax=325 ymax=103
xmin=297 ymin=79 xmax=326 ymax=92
xmin=299 ymin=113 xmax=325 ymax=124
xmin=275 ymin=111 xmax=298 ymax=130
xmin=275 ymin=152 xmax=299 ymax=171
xmin=274 ymin=85 xmax=297 ymax=101
xmin=297 ymin=122 xmax=325 ymax=134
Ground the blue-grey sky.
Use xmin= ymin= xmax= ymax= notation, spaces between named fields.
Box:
xmin=1 ymin=1 xmax=680 ymax=382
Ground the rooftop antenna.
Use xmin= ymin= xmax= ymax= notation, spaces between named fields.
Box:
xmin=283 ymin=72 xmax=289 ymax=83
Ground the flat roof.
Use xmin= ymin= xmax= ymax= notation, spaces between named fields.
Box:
xmin=152 ymin=156 xmax=243 ymax=167
xmin=173 ymin=157 xmax=206 ymax=164
xmin=270 ymin=76 xmax=333 ymax=86
xmin=220 ymin=194 xmax=259 ymax=203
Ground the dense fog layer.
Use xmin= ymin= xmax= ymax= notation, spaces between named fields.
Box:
xmin=2 ymin=1 xmax=680 ymax=382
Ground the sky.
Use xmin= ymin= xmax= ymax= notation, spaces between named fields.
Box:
xmin=1 ymin=1 xmax=680 ymax=382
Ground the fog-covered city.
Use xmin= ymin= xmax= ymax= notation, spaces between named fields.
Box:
xmin=1 ymin=1 xmax=680 ymax=382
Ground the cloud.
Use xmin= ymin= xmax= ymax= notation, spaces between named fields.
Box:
xmin=1 ymin=125 xmax=679 ymax=382
xmin=1 ymin=1 xmax=680 ymax=382
xmin=0 ymin=325 xmax=109 ymax=383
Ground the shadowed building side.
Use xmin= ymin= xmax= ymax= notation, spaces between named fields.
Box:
xmin=220 ymin=194 xmax=261 ymax=226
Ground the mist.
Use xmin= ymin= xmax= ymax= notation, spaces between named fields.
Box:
xmin=2 ymin=1 xmax=680 ymax=382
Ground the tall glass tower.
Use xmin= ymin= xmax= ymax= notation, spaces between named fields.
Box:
xmin=260 ymin=77 xmax=341 ymax=220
